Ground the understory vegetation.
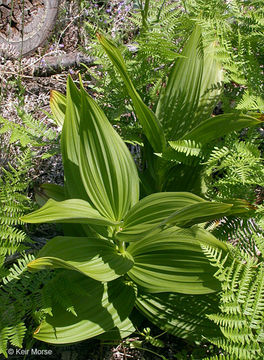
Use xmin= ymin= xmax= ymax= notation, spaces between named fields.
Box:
xmin=0 ymin=1 xmax=263 ymax=359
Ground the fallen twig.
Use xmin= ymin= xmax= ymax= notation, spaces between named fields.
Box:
xmin=32 ymin=52 xmax=95 ymax=76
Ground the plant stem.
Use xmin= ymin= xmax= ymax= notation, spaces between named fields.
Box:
xmin=142 ymin=0 xmax=150 ymax=29
xmin=118 ymin=240 xmax=126 ymax=254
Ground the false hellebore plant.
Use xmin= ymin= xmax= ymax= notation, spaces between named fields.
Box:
xmin=97 ymin=25 xmax=262 ymax=195
xmin=21 ymin=76 xmax=251 ymax=344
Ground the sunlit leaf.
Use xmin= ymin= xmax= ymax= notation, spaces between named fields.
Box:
xmin=155 ymin=25 xmax=203 ymax=139
xmin=127 ymin=227 xmax=228 ymax=294
xmin=194 ymin=41 xmax=223 ymax=123
xmin=21 ymin=199 xmax=120 ymax=226
xmin=183 ymin=113 xmax=262 ymax=144
xmin=136 ymin=291 xmax=221 ymax=340
xmin=50 ymin=90 xmax=66 ymax=128
xmin=34 ymin=271 xmax=136 ymax=344
xmin=155 ymin=25 xmax=223 ymax=140
xmin=161 ymin=202 xmax=233 ymax=228
xmin=79 ymin=82 xmax=139 ymax=221
xmin=116 ymin=192 xmax=206 ymax=242
xmin=27 ymin=236 xmax=134 ymax=282
xmin=61 ymin=77 xmax=88 ymax=201
xmin=97 ymin=33 xmax=166 ymax=153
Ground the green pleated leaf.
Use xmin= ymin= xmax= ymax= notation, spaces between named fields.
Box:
xmin=21 ymin=199 xmax=120 ymax=226
xmin=34 ymin=271 xmax=136 ymax=344
xmin=50 ymin=90 xmax=66 ymax=128
xmin=183 ymin=113 xmax=262 ymax=144
xmin=97 ymin=33 xmax=165 ymax=153
xmin=155 ymin=25 xmax=223 ymax=140
xmin=127 ymin=227 xmax=228 ymax=294
xmin=116 ymin=192 xmax=206 ymax=242
xmin=61 ymin=77 xmax=89 ymax=201
xmin=136 ymin=292 xmax=221 ymax=340
xmin=79 ymin=82 xmax=139 ymax=221
xmin=155 ymin=25 xmax=203 ymax=139
xmin=58 ymin=77 xmax=108 ymax=238
xmin=162 ymin=202 xmax=233 ymax=228
xmin=194 ymin=41 xmax=223 ymax=123
xmin=27 ymin=236 xmax=134 ymax=282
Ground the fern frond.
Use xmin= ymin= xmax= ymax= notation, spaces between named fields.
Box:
xmin=203 ymin=146 xmax=230 ymax=168
xmin=207 ymin=313 xmax=248 ymax=330
xmin=0 ymin=149 xmax=33 ymax=258
xmin=8 ymin=322 xmax=27 ymax=348
xmin=246 ymin=267 xmax=264 ymax=329
xmin=208 ymin=336 xmax=262 ymax=360
xmin=203 ymin=355 xmax=235 ymax=360
xmin=0 ymin=107 xmax=57 ymax=150
xmin=202 ymin=240 xmax=264 ymax=359
xmin=0 ymin=254 xmax=54 ymax=356
xmin=169 ymin=140 xmax=202 ymax=157
xmin=16 ymin=108 xmax=57 ymax=143
xmin=2 ymin=254 xmax=35 ymax=285
xmin=0 ymin=324 xmax=9 ymax=358
xmin=236 ymin=91 xmax=264 ymax=112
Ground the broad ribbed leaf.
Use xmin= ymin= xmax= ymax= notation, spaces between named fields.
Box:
xmin=97 ymin=33 xmax=165 ymax=153
xmin=79 ymin=83 xmax=139 ymax=221
xmin=183 ymin=113 xmax=262 ymax=144
xmin=34 ymin=272 xmax=136 ymax=343
xmin=21 ymin=199 xmax=120 ymax=226
xmin=136 ymin=292 xmax=221 ymax=340
xmin=162 ymin=202 xmax=233 ymax=228
xmin=50 ymin=90 xmax=66 ymax=128
xmin=127 ymin=227 xmax=228 ymax=294
xmin=58 ymin=77 xmax=108 ymax=237
xmin=27 ymin=236 xmax=134 ymax=282
xmin=194 ymin=41 xmax=223 ymax=123
xmin=155 ymin=25 xmax=223 ymax=140
xmin=155 ymin=25 xmax=203 ymax=139
xmin=61 ymin=77 xmax=88 ymax=201
xmin=116 ymin=192 xmax=206 ymax=242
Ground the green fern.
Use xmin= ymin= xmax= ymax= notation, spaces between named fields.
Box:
xmin=168 ymin=140 xmax=202 ymax=157
xmin=0 ymin=107 xmax=58 ymax=158
xmin=0 ymin=253 xmax=55 ymax=357
xmin=203 ymin=355 xmax=236 ymax=360
xmin=203 ymin=132 xmax=264 ymax=203
xmin=0 ymin=149 xmax=33 ymax=258
xmin=201 ymin=241 xmax=264 ymax=359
